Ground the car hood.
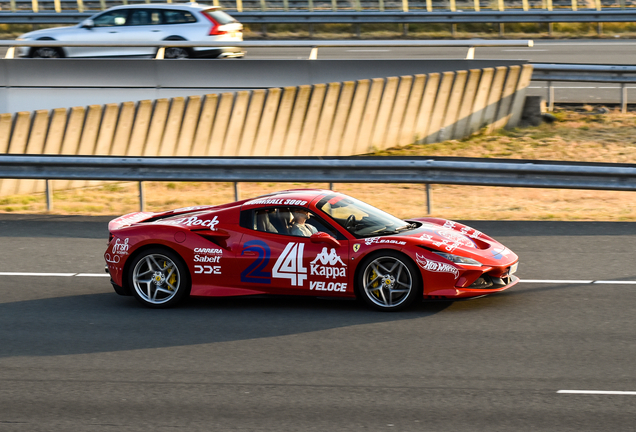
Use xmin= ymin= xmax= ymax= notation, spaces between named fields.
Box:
xmin=108 ymin=206 xmax=217 ymax=231
xmin=19 ymin=25 xmax=78 ymax=39
xmin=398 ymin=218 xmax=517 ymax=266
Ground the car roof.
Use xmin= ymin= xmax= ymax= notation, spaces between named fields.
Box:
xmin=106 ymin=3 xmax=218 ymax=11
xmin=240 ymin=189 xmax=332 ymax=207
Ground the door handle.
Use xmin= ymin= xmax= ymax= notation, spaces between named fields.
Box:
xmin=109 ymin=31 xmax=117 ymax=33
xmin=151 ymin=30 xmax=161 ymax=32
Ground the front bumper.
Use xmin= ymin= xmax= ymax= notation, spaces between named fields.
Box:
xmin=424 ymin=275 xmax=520 ymax=300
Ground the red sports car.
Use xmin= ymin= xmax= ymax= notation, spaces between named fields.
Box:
xmin=105 ymin=190 xmax=519 ymax=311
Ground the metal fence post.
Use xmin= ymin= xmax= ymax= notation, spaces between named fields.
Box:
xmin=474 ymin=0 xmax=480 ymax=12
xmin=234 ymin=182 xmax=240 ymax=201
xmin=54 ymin=0 xmax=61 ymax=12
xmin=10 ymin=0 xmax=16 ymax=12
xmin=332 ymin=0 xmax=337 ymax=11
xmin=425 ymin=184 xmax=432 ymax=215
xmin=426 ymin=0 xmax=431 ymax=12
xmin=309 ymin=46 xmax=318 ymax=59
xmin=139 ymin=182 xmax=145 ymax=212
xmin=236 ymin=0 xmax=243 ymax=13
xmin=571 ymin=0 xmax=577 ymax=11
xmin=522 ymin=0 xmax=528 ymax=11
xmin=621 ymin=82 xmax=627 ymax=114
xmin=329 ymin=182 xmax=334 ymax=190
xmin=548 ymin=81 xmax=554 ymax=112
xmin=260 ymin=0 xmax=267 ymax=11
xmin=282 ymin=0 xmax=288 ymax=11
xmin=45 ymin=180 xmax=52 ymax=212
xmin=77 ymin=0 xmax=84 ymax=13
xmin=31 ymin=0 xmax=38 ymax=13
xmin=99 ymin=0 xmax=106 ymax=10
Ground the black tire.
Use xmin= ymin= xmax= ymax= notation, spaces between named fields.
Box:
xmin=162 ymin=36 xmax=190 ymax=59
xmin=127 ymin=247 xmax=191 ymax=308
xmin=356 ymin=250 xmax=422 ymax=311
xmin=31 ymin=47 xmax=63 ymax=58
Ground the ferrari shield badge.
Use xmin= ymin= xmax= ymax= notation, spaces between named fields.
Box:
xmin=353 ymin=244 xmax=360 ymax=253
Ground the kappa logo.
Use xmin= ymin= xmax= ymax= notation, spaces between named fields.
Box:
xmin=415 ymin=254 xmax=459 ymax=279
xmin=273 ymin=242 xmax=307 ymax=286
xmin=310 ymin=247 xmax=347 ymax=279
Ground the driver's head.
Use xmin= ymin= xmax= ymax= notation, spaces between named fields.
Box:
xmin=293 ymin=209 xmax=309 ymax=223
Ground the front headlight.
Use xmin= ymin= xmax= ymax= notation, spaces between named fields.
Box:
xmin=433 ymin=251 xmax=482 ymax=266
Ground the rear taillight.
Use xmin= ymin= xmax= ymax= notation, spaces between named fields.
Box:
xmin=203 ymin=13 xmax=227 ymax=36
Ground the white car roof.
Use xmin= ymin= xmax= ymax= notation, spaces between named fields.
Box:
xmin=106 ymin=3 xmax=219 ymax=11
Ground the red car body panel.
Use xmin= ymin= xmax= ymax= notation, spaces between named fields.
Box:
xmin=105 ymin=190 xmax=519 ymax=301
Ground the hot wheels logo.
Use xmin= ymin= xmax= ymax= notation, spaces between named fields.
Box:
xmin=416 ymin=254 xmax=459 ymax=279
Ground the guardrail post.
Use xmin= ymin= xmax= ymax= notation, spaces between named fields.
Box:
xmin=426 ymin=0 xmax=431 ymax=12
xmin=465 ymin=47 xmax=475 ymax=59
xmin=620 ymin=0 xmax=626 ymax=9
xmin=236 ymin=0 xmax=243 ymax=13
xmin=308 ymin=0 xmax=314 ymax=12
xmin=309 ymin=46 xmax=318 ymax=59
xmin=403 ymin=0 xmax=409 ymax=36
xmin=621 ymin=83 xmax=627 ymax=114
xmin=571 ymin=0 xmax=577 ymax=11
xmin=99 ymin=0 xmax=106 ymax=10
xmin=139 ymin=182 xmax=145 ymax=212
xmin=31 ymin=0 xmax=38 ymax=13
xmin=45 ymin=180 xmax=52 ymax=212
xmin=4 ymin=47 xmax=15 ymax=59
xmin=10 ymin=0 xmax=16 ymax=12
xmin=77 ymin=0 xmax=84 ymax=13
xmin=213 ymin=0 xmax=220 ymax=5
xmin=354 ymin=0 xmax=361 ymax=11
xmin=548 ymin=81 xmax=554 ymax=112
xmin=260 ymin=0 xmax=267 ymax=11
xmin=474 ymin=0 xmax=480 ymax=12
xmin=425 ymin=184 xmax=432 ymax=215
xmin=234 ymin=182 xmax=240 ymax=201
xmin=332 ymin=0 xmax=338 ymax=11
xmin=283 ymin=0 xmax=288 ymax=11
xmin=155 ymin=47 xmax=165 ymax=59
xmin=329 ymin=182 xmax=334 ymax=190
xmin=54 ymin=0 xmax=61 ymax=12
xmin=522 ymin=0 xmax=528 ymax=11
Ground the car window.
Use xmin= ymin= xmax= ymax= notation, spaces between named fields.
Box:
xmin=205 ymin=11 xmax=236 ymax=25
xmin=129 ymin=9 xmax=163 ymax=26
xmin=246 ymin=207 xmax=345 ymax=240
xmin=93 ymin=10 xmax=129 ymax=27
xmin=163 ymin=10 xmax=197 ymax=24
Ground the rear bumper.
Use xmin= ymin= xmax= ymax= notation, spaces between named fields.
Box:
xmin=190 ymin=47 xmax=244 ymax=58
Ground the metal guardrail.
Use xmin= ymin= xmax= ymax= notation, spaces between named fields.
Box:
xmin=1 ymin=155 xmax=635 ymax=211
xmin=532 ymin=63 xmax=636 ymax=112
xmin=0 ymin=39 xmax=534 ymax=59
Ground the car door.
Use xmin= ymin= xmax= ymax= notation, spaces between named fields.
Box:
xmin=67 ymin=9 xmax=131 ymax=57
xmin=237 ymin=207 xmax=350 ymax=296
xmin=121 ymin=9 xmax=167 ymax=57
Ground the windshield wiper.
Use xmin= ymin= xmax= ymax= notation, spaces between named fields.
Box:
xmin=370 ymin=229 xmax=398 ymax=235
xmin=395 ymin=223 xmax=417 ymax=233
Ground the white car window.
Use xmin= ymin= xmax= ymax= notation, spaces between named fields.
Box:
xmin=93 ymin=10 xmax=129 ymax=27
xmin=129 ymin=9 xmax=163 ymax=26
xmin=162 ymin=10 xmax=197 ymax=24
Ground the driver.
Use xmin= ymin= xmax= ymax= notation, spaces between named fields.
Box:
xmin=290 ymin=209 xmax=317 ymax=237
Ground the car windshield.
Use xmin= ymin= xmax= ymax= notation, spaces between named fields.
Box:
xmin=316 ymin=194 xmax=412 ymax=237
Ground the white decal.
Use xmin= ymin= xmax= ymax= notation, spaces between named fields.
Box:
xmin=112 ymin=238 xmax=129 ymax=255
xmin=104 ymin=253 xmax=120 ymax=264
xmin=162 ymin=215 xmax=219 ymax=230
xmin=245 ymin=198 xmax=308 ymax=206
xmin=310 ymin=281 xmax=347 ymax=292
xmin=310 ymin=247 xmax=347 ymax=279
xmin=194 ymin=255 xmax=221 ymax=263
xmin=437 ymin=230 xmax=475 ymax=248
xmin=113 ymin=212 xmax=153 ymax=225
xmin=174 ymin=206 xmax=209 ymax=213
xmin=194 ymin=265 xmax=221 ymax=275
xmin=459 ymin=226 xmax=482 ymax=239
xmin=416 ymin=253 xmax=460 ymax=279
xmin=432 ymin=239 xmax=460 ymax=253
xmin=272 ymin=242 xmax=307 ymax=286
xmin=193 ymin=247 xmax=223 ymax=255
xmin=418 ymin=234 xmax=434 ymax=242
xmin=364 ymin=237 xmax=407 ymax=246
xmin=443 ymin=221 xmax=456 ymax=229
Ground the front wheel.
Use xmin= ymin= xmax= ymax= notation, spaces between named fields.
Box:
xmin=357 ymin=251 xmax=421 ymax=311
xmin=128 ymin=248 xmax=190 ymax=308
xmin=164 ymin=47 xmax=189 ymax=59
xmin=31 ymin=47 xmax=63 ymax=58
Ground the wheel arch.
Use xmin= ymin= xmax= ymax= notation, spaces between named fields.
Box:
xmin=353 ymin=248 xmax=423 ymax=299
xmin=122 ymin=243 xmax=189 ymax=293
xmin=31 ymin=37 xmax=66 ymax=58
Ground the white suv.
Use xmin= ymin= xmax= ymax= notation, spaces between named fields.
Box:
xmin=17 ymin=3 xmax=244 ymax=59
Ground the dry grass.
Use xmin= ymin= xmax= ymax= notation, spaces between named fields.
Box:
xmin=2 ymin=109 xmax=636 ymax=221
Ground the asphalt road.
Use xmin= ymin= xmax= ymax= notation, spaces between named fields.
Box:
xmin=1 ymin=214 xmax=635 ymax=431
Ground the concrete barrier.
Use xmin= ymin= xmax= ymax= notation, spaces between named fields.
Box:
xmin=0 ymin=64 xmax=534 ymax=196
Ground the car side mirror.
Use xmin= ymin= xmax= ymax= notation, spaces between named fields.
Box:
xmin=81 ymin=19 xmax=95 ymax=29
xmin=310 ymin=232 xmax=340 ymax=248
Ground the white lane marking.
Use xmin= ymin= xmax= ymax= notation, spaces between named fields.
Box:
xmin=593 ymin=280 xmax=636 ymax=284
xmin=0 ymin=272 xmax=108 ymax=277
xmin=558 ymin=390 xmax=636 ymax=395
xmin=347 ymin=49 xmax=391 ymax=52
xmin=535 ymin=42 xmax=636 ymax=46
xmin=502 ymin=49 xmax=547 ymax=51
xmin=521 ymin=279 xmax=594 ymax=284
xmin=0 ymin=272 xmax=77 ymax=277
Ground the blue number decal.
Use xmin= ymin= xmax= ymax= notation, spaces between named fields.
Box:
xmin=240 ymin=240 xmax=272 ymax=284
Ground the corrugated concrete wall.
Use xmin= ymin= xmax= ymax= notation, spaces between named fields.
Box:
xmin=0 ymin=64 xmax=533 ymax=196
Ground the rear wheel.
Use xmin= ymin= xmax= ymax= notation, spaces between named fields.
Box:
xmin=164 ymin=47 xmax=189 ymax=59
xmin=128 ymin=248 xmax=190 ymax=308
xmin=357 ymin=251 xmax=421 ymax=311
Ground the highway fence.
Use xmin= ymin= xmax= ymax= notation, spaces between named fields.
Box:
xmin=0 ymin=62 xmax=534 ymax=198
xmin=1 ymin=154 xmax=635 ymax=211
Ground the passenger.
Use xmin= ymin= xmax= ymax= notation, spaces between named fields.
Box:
xmin=290 ymin=209 xmax=317 ymax=237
